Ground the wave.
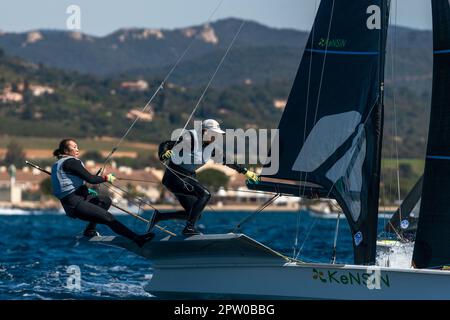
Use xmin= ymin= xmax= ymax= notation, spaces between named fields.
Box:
xmin=0 ymin=208 xmax=64 ymax=216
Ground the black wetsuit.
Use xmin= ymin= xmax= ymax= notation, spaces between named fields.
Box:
xmin=59 ymin=158 xmax=139 ymax=240
xmin=159 ymin=139 xmax=247 ymax=227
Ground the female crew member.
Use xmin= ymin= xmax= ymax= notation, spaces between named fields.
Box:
xmin=51 ymin=139 xmax=153 ymax=246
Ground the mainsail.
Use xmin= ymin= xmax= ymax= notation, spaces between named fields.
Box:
xmin=412 ymin=0 xmax=450 ymax=269
xmin=249 ymin=0 xmax=389 ymax=265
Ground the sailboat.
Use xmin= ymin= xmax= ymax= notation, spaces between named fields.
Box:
xmin=92 ymin=0 xmax=450 ymax=299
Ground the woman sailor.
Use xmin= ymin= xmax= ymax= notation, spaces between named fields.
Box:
xmin=51 ymin=139 xmax=154 ymax=246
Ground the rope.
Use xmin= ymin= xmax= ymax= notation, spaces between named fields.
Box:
xmin=292 ymin=210 xmax=303 ymax=259
xmin=231 ymin=193 xmax=280 ymax=233
xmin=311 ymin=0 xmax=336 ymax=128
xmin=290 ymin=0 xmax=336 ymax=258
xmin=105 ymin=183 xmax=159 ymax=211
xmin=294 ymin=0 xmax=319 ymax=259
xmin=98 ymin=0 xmax=226 ymax=174
xmin=391 ymin=0 xmax=403 ymax=232
xmin=175 ymin=19 xmax=246 ymax=142
xmin=330 ymin=211 xmax=341 ymax=264
xmin=119 ymin=173 xmax=277 ymax=196
xmin=295 ymin=216 xmax=318 ymax=260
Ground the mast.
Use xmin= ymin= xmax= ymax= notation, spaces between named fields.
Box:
xmin=412 ymin=0 xmax=450 ymax=269
xmin=365 ymin=0 xmax=389 ymax=264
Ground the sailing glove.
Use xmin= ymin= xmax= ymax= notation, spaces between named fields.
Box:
xmin=103 ymin=173 xmax=116 ymax=184
xmin=244 ymin=170 xmax=260 ymax=184
xmin=88 ymin=188 xmax=98 ymax=197
xmin=161 ymin=150 xmax=173 ymax=161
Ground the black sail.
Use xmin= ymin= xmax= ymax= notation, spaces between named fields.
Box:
xmin=412 ymin=0 xmax=450 ymax=269
xmin=249 ymin=0 xmax=389 ymax=265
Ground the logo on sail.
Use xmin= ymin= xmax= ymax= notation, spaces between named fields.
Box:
xmin=400 ymin=219 xmax=410 ymax=229
xmin=354 ymin=231 xmax=363 ymax=246
xmin=318 ymin=38 xmax=347 ymax=49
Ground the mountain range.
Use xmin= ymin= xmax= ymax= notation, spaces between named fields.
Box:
xmin=0 ymin=18 xmax=433 ymax=87
xmin=0 ymin=18 xmax=435 ymax=159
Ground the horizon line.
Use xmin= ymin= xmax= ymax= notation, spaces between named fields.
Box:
xmin=0 ymin=17 xmax=432 ymax=38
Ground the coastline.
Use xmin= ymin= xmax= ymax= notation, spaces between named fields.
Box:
xmin=0 ymin=202 xmax=397 ymax=213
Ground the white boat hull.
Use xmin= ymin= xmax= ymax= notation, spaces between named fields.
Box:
xmin=91 ymin=234 xmax=450 ymax=300
xmin=146 ymin=263 xmax=450 ymax=300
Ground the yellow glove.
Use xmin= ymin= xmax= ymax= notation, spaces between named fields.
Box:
xmin=104 ymin=173 xmax=116 ymax=184
xmin=161 ymin=150 xmax=173 ymax=161
xmin=245 ymin=170 xmax=260 ymax=184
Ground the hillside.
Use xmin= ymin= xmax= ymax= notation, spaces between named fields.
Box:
xmin=0 ymin=19 xmax=306 ymax=78
xmin=0 ymin=19 xmax=435 ymax=160
xmin=0 ymin=19 xmax=433 ymax=87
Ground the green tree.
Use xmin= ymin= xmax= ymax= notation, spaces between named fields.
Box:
xmin=197 ymin=168 xmax=229 ymax=192
xmin=4 ymin=140 xmax=26 ymax=167
xmin=0 ymin=47 xmax=4 ymax=59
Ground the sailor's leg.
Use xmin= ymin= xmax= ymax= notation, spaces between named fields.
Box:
xmin=83 ymin=195 xmax=112 ymax=234
xmin=158 ymin=170 xmax=194 ymax=222
xmin=74 ymin=200 xmax=138 ymax=240
xmin=186 ymin=181 xmax=211 ymax=226
xmin=160 ymin=170 xmax=209 ymax=234
xmin=155 ymin=210 xmax=190 ymax=221
xmin=89 ymin=195 xmax=112 ymax=210
xmin=83 ymin=222 xmax=97 ymax=236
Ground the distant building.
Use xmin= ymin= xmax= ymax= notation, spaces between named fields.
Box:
xmin=0 ymin=166 xmax=47 ymax=205
xmin=126 ymin=108 xmax=153 ymax=122
xmin=273 ymin=99 xmax=287 ymax=110
xmin=120 ymin=80 xmax=149 ymax=91
xmin=0 ymin=91 xmax=23 ymax=103
xmin=83 ymin=162 xmax=163 ymax=204
xmin=29 ymin=85 xmax=55 ymax=97
xmin=0 ymin=82 xmax=54 ymax=102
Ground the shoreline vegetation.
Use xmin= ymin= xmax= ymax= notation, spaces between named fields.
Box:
xmin=0 ymin=201 xmax=397 ymax=213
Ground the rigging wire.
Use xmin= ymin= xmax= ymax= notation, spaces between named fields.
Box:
xmin=144 ymin=19 xmax=253 ymax=229
xmin=153 ymin=18 xmax=247 ymax=202
xmin=231 ymin=193 xmax=281 ymax=233
xmin=295 ymin=216 xmax=318 ymax=261
xmin=293 ymin=0 xmax=319 ymax=260
xmin=330 ymin=211 xmax=341 ymax=264
xmin=98 ymin=0 xmax=226 ymax=174
xmin=324 ymin=3 xmax=394 ymax=266
xmin=391 ymin=0 xmax=403 ymax=235
xmin=311 ymin=0 xmax=336 ymax=128
xmin=175 ymin=19 xmax=246 ymax=142
xmin=293 ymin=0 xmax=342 ymax=259
xmin=117 ymin=175 xmax=277 ymax=195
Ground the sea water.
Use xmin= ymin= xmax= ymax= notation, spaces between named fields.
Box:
xmin=0 ymin=210 xmax=401 ymax=299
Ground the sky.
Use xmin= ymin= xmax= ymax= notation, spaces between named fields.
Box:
xmin=0 ymin=0 xmax=433 ymax=36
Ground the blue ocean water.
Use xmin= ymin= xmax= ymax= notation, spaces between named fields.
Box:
xmin=0 ymin=210 xmax=390 ymax=300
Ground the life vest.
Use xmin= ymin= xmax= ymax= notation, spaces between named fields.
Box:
xmin=51 ymin=156 xmax=85 ymax=199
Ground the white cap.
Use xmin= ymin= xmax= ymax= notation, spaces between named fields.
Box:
xmin=202 ymin=119 xmax=225 ymax=134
